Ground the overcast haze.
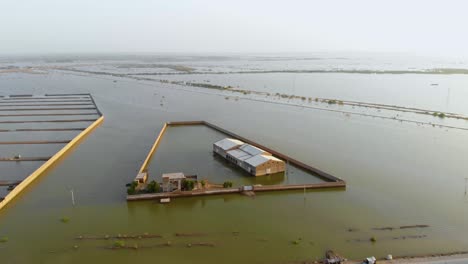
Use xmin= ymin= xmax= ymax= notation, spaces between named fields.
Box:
xmin=1 ymin=0 xmax=467 ymax=56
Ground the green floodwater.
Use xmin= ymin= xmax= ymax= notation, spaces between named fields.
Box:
xmin=1 ymin=69 xmax=468 ymax=263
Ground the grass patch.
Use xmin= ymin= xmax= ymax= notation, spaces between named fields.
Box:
xmin=113 ymin=240 xmax=125 ymax=248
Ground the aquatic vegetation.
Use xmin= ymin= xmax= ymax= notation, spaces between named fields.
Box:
xmin=291 ymin=240 xmax=300 ymax=245
xmin=0 ymin=236 xmax=8 ymax=243
xmin=113 ymin=240 xmax=125 ymax=248
xmin=438 ymin=113 xmax=446 ymax=118
xmin=60 ymin=217 xmax=70 ymax=223
xmin=370 ymin=236 xmax=377 ymax=243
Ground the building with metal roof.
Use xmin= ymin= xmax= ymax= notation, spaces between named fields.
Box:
xmin=239 ymin=144 xmax=270 ymax=156
xmin=213 ymin=138 xmax=244 ymax=158
xmin=213 ymin=138 xmax=285 ymax=176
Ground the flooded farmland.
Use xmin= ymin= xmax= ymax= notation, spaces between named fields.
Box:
xmin=1 ymin=55 xmax=468 ymax=263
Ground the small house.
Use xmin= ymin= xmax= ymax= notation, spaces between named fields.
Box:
xmin=162 ymin=172 xmax=186 ymax=192
xmin=134 ymin=172 xmax=148 ymax=184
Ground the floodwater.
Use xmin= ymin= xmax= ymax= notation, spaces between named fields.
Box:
xmin=1 ymin=55 xmax=468 ymax=263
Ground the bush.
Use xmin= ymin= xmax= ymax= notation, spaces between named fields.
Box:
xmin=200 ymin=180 xmax=206 ymax=188
xmin=146 ymin=180 xmax=160 ymax=193
xmin=127 ymin=187 xmax=136 ymax=195
xmin=182 ymin=179 xmax=195 ymax=191
xmin=223 ymin=181 xmax=233 ymax=188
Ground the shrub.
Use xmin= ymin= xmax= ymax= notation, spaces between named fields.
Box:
xmin=200 ymin=180 xmax=206 ymax=188
xmin=146 ymin=180 xmax=160 ymax=193
xmin=223 ymin=181 xmax=233 ymax=188
xmin=127 ymin=185 xmax=136 ymax=195
xmin=182 ymin=179 xmax=195 ymax=191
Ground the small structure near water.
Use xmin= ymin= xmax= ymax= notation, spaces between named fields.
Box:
xmin=134 ymin=172 xmax=148 ymax=184
xmin=162 ymin=173 xmax=198 ymax=192
xmin=214 ymin=138 xmax=285 ymax=176
xmin=162 ymin=172 xmax=186 ymax=192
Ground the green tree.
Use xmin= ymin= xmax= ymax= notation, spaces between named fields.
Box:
xmin=146 ymin=180 xmax=160 ymax=193
xmin=182 ymin=179 xmax=195 ymax=191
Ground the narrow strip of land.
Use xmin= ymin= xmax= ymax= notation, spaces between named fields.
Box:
xmin=0 ymin=99 xmax=93 ymax=103
xmin=0 ymin=128 xmax=86 ymax=132
xmin=0 ymin=107 xmax=96 ymax=111
xmin=0 ymin=113 xmax=98 ymax=117
xmin=0 ymin=119 xmax=96 ymax=124
xmin=0 ymin=103 xmax=94 ymax=107
xmin=0 ymin=157 xmax=51 ymax=161
xmin=1 ymin=96 xmax=90 ymax=100
xmin=0 ymin=140 xmax=70 ymax=144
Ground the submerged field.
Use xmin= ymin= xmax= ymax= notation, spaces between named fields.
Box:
xmin=1 ymin=55 xmax=468 ymax=263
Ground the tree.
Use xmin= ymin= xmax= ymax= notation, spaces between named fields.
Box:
xmin=146 ymin=180 xmax=160 ymax=193
xmin=182 ymin=179 xmax=195 ymax=191
xmin=127 ymin=181 xmax=138 ymax=195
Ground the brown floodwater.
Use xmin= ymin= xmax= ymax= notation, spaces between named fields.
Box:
xmin=1 ymin=63 xmax=468 ymax=263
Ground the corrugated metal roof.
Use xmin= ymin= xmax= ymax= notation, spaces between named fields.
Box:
xmin=227 ymin=149 xmax=252 ymax=160
xmin=162 ymin=172 xmax=185 ymax=179
xmin=239 ymin=144 xmax=270 ymax=156
xmin=213 ymin=138 xmax=244 ymax=151
xmin=244 ymin=155 xmax=283 ymax=167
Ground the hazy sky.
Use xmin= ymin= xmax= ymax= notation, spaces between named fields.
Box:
xmin=1 ymin=0 xmax=467 ymax=56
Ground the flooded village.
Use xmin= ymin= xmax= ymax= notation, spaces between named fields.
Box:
xmin=1 ymin=2 xmax=468 ymax=262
